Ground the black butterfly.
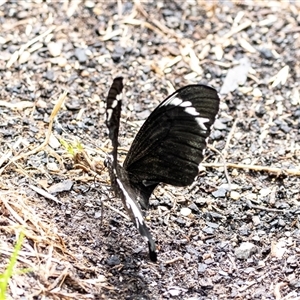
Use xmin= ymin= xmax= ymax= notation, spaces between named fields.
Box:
xmin=105 ymin=77 xmax=220 ymax=262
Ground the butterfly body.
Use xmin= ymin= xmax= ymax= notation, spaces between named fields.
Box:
xmin=105 ymin=78 xmax=219 ymax=261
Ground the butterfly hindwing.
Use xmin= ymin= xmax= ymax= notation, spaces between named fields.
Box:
xmin=116 ymin=167 xmax=157 ymax=262
xmin=123 ymin=85 xmax=220 ymax=208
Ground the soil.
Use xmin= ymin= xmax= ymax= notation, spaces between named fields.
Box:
xmin=0 ymin=1 xmax=300 ymax=299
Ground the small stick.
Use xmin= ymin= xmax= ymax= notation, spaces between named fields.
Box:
xmin=223 ymin=20 xmax=252 ymax=39
xmin=165 ymin=257 xmax=185 ymax=265
xmin=246 ymin=201 xmax=285 ymax=213
xmin=208 ymin=145 xmax=232 ymax=189
xmin=202 ymin=162 xmax=300 ymax=176
xmin=103 ymin=202 xmax=130 ymax=221
xmin=223 ymin=118 xmax=238 ymax=156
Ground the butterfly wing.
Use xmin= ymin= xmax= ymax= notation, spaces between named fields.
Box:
xmin=115 ymin=166 xmax=157 ymax=262
xmin=123 ymin=85 xmax=220 ymax=208
xmin=105 ymin=77 xmax=157 ymax=262
xmin=105 ymin=77 xmax=123 ymax=162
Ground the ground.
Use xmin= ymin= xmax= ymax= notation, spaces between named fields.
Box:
xmin=0 ymin=1 xmax=300 ymax=299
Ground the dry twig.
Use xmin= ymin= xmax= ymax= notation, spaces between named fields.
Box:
xmin=164 ymin=256 xmax=185 ymax=265
xmin=203 ymin=162 xmax=300 ymax=176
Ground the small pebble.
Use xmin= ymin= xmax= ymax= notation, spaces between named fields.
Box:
xmin=180 ymin=207 xmax=191 ymax=217
xmin=49 ymin=133 xmax=61 ymax=149
xmin=17 ymin=11 xmax=28 ymax=19
xmin=57 ymin=56 xmax=67 ymax=67
xmin=75 ymin=48 xmax=87 ymax=63
xmin=232 ymin=169 xmax=239 ymax=176
xmin=93 ymin=7 xmax=102 ymax=16
xmin=252 ymin=215 xmax=261 ymax=226
xmin=81 ymin=70 xmax=89 ymax=77
xmin=48 ymin=41 xmax=62 ymax=57
xmin=214 ymin=119 xmax=227 ymax=130
xmin=235 ymin=242 xmax=256 ymax=259
xmin=36 ymin=99 xmax=47 ymax=109
xmin=206 ymin=221 xmax=218 ymax=229
xmin=85 ymin=0 xmax=95 ymax=8
xmin=253 ymin=87 xmax=262 ymax=97
xmin=106 ymin=255 xmax=120 ymax=266
xmin=230 ymin=191 xmax=241 ymax=200
xmin=259 ymin=188 xmax=271 ymax=197
xmin=212 ymin=187 xmax=227 ymax=198
xmin=252 ymin=235 xmax=260 ymax=241
xmin=198 ymin=263 xmax=207 ymax=273
xmin=47 ymin=162 xmax=60 ymax=172
xmin=242 ymin=158 xmax=252 ymax=165
xmin=94 ymin=211 xmax=101 ymax=219
xmin=202 ymin=226 xmax=214 ymax=234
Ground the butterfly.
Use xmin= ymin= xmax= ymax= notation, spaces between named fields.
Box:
xmin=105 ymin=77 xmax=220 ymax=262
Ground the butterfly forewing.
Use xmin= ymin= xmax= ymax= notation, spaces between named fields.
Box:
xmin=123 ymin=85 xmax=220 ymax=207
xmin=106 ymin=77 xmax=123 ymax=160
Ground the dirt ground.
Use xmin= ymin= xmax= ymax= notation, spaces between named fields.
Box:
xmin=0 ymin=1 xmax=300 ymax=299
